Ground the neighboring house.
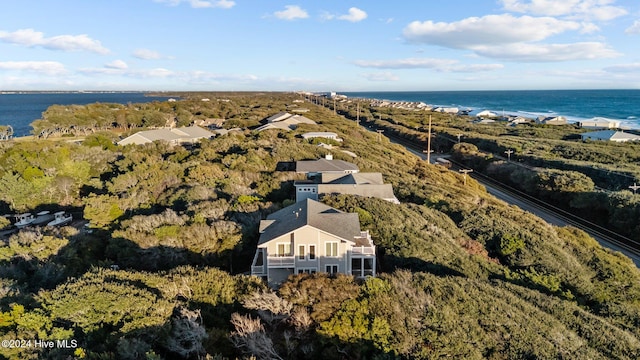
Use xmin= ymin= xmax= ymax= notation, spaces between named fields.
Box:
xmin=581 ymin=130 xmax=640 ymax=142
xmin=301 ymin=132 xmax=343 ymax=142
xmin=476 ymin=110 xmax=497 ymax=118
xmin=536 ymin=116 xmax=567 ymax=125
xmin=266 ymin=112 xmax=293 ymax=123
xmin=296 ymin=155 xmax=359 ymax=176
xmin=251 ymin=199 xmax=376 ymax=287
xmin=117 ymin=126 xmax=214 ymax=146
xmin=295 ymin=172 xmax=400 ymax=204
xmin=578 ymin=118 xmax=621 ymax=129
xmin=256 ymin=113 xmax=317 ymax=132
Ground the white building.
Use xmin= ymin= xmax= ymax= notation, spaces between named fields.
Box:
xmin=581 ymin=130 xmax=640 ymax=142
xmin=578 ymin=118 xmax=621 ymax=129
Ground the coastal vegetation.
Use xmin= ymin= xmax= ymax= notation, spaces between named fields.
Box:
xmin=0 ymin=92 xmax=639 ymax=359
xmin=338 ymin=100 xmax=640 ymax=243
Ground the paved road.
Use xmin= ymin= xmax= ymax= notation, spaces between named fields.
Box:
xmin=395 ymin=138 xmax=640 ymax=266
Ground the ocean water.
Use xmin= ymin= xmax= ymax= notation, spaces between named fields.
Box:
xmin=0 ymin=92 xmax=174 ymax=136
xmin=342 ymin=90 xmax=640 ymax=128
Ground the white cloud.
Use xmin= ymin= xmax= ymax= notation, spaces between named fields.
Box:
xmin=0 ymin=61 xmax=67 ymax=75
xmin=354 ymin=58 xmax=457 ymax=69
xmin=354 ymin=57 xmax=504 ymax=73
xmin=604 ymin=63 xmax=640 ymax=73
xmin=403 ymin=14 xmax=580 ymax=48
xmin=362 ymin=72 xmax=400 ymax=82
xmin=447 ymin=64 xmax=505 ymax=73
xmin=154 ymin=0 xmax=235 ymax=9
xmin=474 ymin=42 xmax=620 ymax=61
xmin=0 ymin=28 xmax=109 ymax=54
xmin=338 ymin=7 xmax=368 ymax=22
xmin=402 ymin=14 xmax=621 ymax=62
xmin=105 ymin=60 xmax=128 ymax=70
xmin=274 ymin=5 xmax=309 ymax=21
xmin=500 ymin=0 xmax=627 ymax=21
xmin=626 ymin=20 xmax=640 ymax=34
xmin=133 ymin=48 xmax=164 ymax=60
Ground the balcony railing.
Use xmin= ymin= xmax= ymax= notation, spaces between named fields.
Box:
xmin=352 ymin=246 xmax=375 ymax=255
xmin=267 ymin=256 xmax=295 ymax=267
xmin=252 ymin=265 xmax=266 ymax=275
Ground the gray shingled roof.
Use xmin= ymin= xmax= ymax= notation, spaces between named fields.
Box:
xmin=117 ymin=126 xmax=214 ymax=145
xmin=296 ymin=158 xmax=359 ymax=173
xmin=266 ymin=112 xmax=292 ymax=123
xmin=321 ymin=172 xmax=384 ymax=185
xmin=317 ymin=184 xmax=397 ymax=201
xmin=258 ymin=199 xmax=362 ymax=245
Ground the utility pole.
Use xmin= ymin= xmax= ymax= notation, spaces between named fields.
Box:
xmin=629 ymin=183 xmax=640 ymax=194
xmin=333 ymin=98 xmax=336 ymax=115
xmin=504 ymin=149 xmax=514 ymax=162
xmin=376 ymin=129 xmax=384 ymax=142
xmin=459 ymin=169 xmax=473 ymax=185
xmin=356 ymin=101 xmax=360 ymax=126
xmin=456 ymin=133 xmax=463 ymax=144
xmin=425 ymin=115 xmax=433 ymax=164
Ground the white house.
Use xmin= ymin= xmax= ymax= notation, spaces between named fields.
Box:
xmin=251 ymin=199 xmax=376 ymax=287
xmin=301 ymin=132 xmax=343 ymax=142
xmin=536 ymin=116 xmax=567 ymax=125
xmin=578 ymin=118 xmax=621 ymax=129
xmin=581 ymin=130 xmax=640 ymax=142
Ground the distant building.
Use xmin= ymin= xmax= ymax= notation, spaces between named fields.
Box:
xmin=476 ymin=110 xmax=498 ymax=118
xmin=301 ymin=132 xmax=342 ymax=142
xmin=581 ymin=130 xmax=640 ymax=142
xmin=256 ymin=112 xmax=316 ymax=132
xmin=578 ymin=118 xmax=621 ymax=129
xmin=536 ymin=116 xmax=567 ymax=125
xmin=117 ymin=126 xmax=214 ymax=146
xmin=250 ymin=199 xmax=376 ymax=287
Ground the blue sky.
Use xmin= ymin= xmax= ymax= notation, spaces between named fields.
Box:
xmin=1 ymin=0 xmax=640 ymax=91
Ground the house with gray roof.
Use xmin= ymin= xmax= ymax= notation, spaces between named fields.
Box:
xmin=295 ymin=155 xmax=359 ymax=176
xmin=117 ymin=126 xmax=214 ymax=146
xmin=251 ymin=198 xmax=376 ymax=287
xmin=301 ymin=132 xmax=343 ymax=142
xmin=256 ymin=113 xmax=317 ymax=132
xmin=295 ymin=172 xmax=400 ymax=204
xmin=581 ymin=130 xmax=640 ymax=142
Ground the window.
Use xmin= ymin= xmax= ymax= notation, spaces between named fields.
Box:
xmin=297 ymin=268 xmax=317 ymax=275
xmin=326 ymin=265 xmax=338 ymax=275
xmin=309 ymin=245 xmax=316 ymax=260
xmin=277 ymin=243 xmax=291 ymax=257
xmin=298 ymin=245 xmax=305 ymax=260
xmin=364 ymin=258 xmax=374 ymax=276
xmin=352 ymin=258 xmax=362 ymax=277
xmin=325 ymin=242 xmax=338 ymax=257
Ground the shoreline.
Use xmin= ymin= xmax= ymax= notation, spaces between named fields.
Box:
xmin=340 ymin=89 xmax=640 ymax=130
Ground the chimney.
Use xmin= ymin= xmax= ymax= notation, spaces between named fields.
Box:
xmin=325 ymin=154 xmax=333 ymax=160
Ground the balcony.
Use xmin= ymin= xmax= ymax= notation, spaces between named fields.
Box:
xmin=252 ymin=264 xmax=266 ymax=275
xmin=267 ymin=256 xmax=295 ymax=268
xmin=351 ymin=246 xmax=375 ymax=256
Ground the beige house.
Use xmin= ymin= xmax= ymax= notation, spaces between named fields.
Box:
xmin=117 ymin=126 xmax=214 ymax=146
xmin=251 ymin=199 xmax=376 ymax=287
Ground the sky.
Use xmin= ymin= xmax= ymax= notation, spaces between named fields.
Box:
xmin=1 ymin=0 xmax=640 ymax=91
